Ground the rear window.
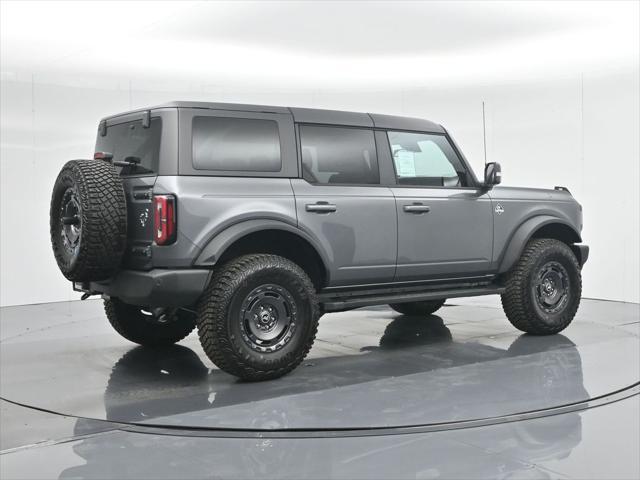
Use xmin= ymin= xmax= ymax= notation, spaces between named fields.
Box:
xmin=192 ymin=116 xmax=281 ymax=172
xmin=95 ymin=118 xmax=162 ymax=175
xmin=300 ymin=125 xmax=379 ymax=185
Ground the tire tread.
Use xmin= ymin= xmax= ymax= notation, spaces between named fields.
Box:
xmin=389 ymin=299 xmax=446 ymax=316
xmin=50 ymin=160 xmax=127 ymax=282
xmin=104 ymin=299 xmax=196 ymax=347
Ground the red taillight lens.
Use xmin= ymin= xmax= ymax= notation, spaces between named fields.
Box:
xmin=153 ymin=195 xmax=176 ymax=245
xmin=93 ymin=151 xmax=113 ymax=161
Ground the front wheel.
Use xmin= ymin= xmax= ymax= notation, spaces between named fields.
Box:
xmin=501 ymin=238 xmax=582 ymax=335
xmin=104 ymin=299 xmax=196 ymax=347
xmin=196 ymin=254 xmax=320 ymax=381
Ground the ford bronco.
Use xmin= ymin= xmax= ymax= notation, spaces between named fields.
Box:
xmin=50 ymin=101 xmax=589 ymax=380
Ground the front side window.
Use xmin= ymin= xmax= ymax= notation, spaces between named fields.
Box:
xmin=192 ymin=116 xmax=281 ymax=172
xmin=300 ymin=125 xmax=379 ymax=185
xmin=95 ymin=118 xmax=162 ymax=175
xmin=388 ymin=131 xmax=468 ymax=187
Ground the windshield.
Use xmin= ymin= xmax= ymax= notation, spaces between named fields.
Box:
xmin=95 ymin=118 xmax=162 ymax=175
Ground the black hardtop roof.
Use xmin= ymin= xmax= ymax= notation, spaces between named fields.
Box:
xmin=102 ymin=101 xmax=445 ymax=134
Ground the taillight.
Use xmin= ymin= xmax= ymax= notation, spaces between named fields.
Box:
xmin=94 ymin=151 xmax=113 ymax=161
xmin=153 ymin=195 xmax=176 ymax=245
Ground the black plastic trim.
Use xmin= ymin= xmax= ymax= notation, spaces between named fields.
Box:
xmin=320 ymin=283 xmax=504 ymax=312
xmin=89 ymin=269 xmax=211 ymax=307
xmin=571 ymin=244 xmax=590 ymax=267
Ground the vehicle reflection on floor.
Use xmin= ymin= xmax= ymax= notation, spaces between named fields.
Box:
xmin=60 ymin=314 xmax=587 ymax=479
xmin=93 ymin=315 xmax=586 ymax=425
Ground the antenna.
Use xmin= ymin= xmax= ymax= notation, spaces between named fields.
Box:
xmin=482 ymin=101 xmax=487 ymax=166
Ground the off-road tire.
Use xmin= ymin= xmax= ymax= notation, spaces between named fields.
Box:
xmin=196 ymin=254 xmax=320 ymax=381
xmin=501 ymin=238 xmax=581 ymax=335
xmin=105 ymin=299 xmax=196 ymax=347
xmin=50 ymin=159 xmax=127 ymax=282
xmin=389 ymin=299 xmax=446 ymax=316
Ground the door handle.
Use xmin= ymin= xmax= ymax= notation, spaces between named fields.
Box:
xmin=306 ymin=202 xmax=337 ymax=213
xmin=403 ymin=204 xmax=431 ymax=214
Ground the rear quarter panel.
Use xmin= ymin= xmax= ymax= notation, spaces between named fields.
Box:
xmin=151 ymin=176 xmax=297 ymax=267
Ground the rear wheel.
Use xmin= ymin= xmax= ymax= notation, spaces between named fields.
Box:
xmin=501 ymin=238 xmax=582 ymax=335
xmin=196 ymin=254 xmax=319 ymax=381
xmin=389 ymin=299 xmax=446 ymax=316
xmin=104 ymin=298 xmax=196 ymax=347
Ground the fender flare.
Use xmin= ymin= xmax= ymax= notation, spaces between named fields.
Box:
xmin=497 ymin=215 xmax=582 ymax=273
xmin=193 ymin=218 xmax=331 ymax=276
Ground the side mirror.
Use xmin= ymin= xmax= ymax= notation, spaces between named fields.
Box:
xmin=484 ymin=162 xmax=502 ymax=187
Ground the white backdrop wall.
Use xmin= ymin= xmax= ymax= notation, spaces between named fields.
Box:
xmin=1 ymin=68 xmax=638 ymax=306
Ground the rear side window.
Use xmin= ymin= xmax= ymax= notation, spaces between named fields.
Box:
xmin=300 ymin=125 xmax=379 ymax=185
xmin=95 ymin=118 xmax=161 ymax=175
xmin=192 ymin=116 xmax=281 ymax=172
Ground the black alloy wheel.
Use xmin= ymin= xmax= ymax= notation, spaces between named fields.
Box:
xmin=59 ymin=187 xmax=83 ymax=266
xmin=534 ymin=261 xmax=570 ymax=315
xmin=239 ymin=284 xmax=297 ymax=353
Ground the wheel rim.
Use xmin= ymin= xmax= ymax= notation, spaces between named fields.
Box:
xmin=59 ymin=188 xmax=82 ymax=258
xmin=534 ymin=261 xmax=570 ymax=314
xmin=239 ymin=284 xmax=297 ymax=353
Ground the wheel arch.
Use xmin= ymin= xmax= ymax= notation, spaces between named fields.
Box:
xmin=498 ymin=216 xmax=583 ymax=274
xmin=194 ymin=219 xmax=330 ymax=289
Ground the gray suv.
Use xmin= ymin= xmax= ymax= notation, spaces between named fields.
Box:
xmin=50 ymin=101 xmax=589 ymax=380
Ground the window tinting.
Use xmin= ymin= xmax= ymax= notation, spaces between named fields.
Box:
xmin=95 ymin=118 xmax=162 ymax=175
xmin=192 ymin=116 xmax=281 ymax=172
xmin=300 ymin=126 xmax=379 ymax=185
xmin=387 ymin=131 xmax=469 ymax=187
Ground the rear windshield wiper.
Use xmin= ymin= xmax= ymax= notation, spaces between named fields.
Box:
xmin=93 ymin=152 xmax=141 ymax=167
xmin=94 ymin=152 xmax=139 ymax=168
xmin=95 ymin=152 xmax=153 ymax=175
xmin=119 ymin=157 xmax=154 ymax=175
xmin=114 ymin=156 xmax=141 ymax=168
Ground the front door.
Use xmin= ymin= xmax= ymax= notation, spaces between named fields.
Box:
xmin=385 ymin=130 xmax=493 ymax=281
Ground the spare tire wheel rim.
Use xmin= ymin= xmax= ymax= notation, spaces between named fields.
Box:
xmin=534 ymin=261 xmax=570 ymax=314
xmin=60 ymin=187 xmax=82 ymax=260
xmin=239 ymin=284 xmax=297 ymax=353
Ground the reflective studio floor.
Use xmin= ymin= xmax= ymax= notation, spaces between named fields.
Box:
xmin=1 ymin=296 xmax=638 ymax=479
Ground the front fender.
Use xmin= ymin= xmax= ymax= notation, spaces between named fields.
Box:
xmin=497 ymin=216 xmax=581 ymax=273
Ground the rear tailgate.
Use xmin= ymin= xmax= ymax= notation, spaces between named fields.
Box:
xmin=95 ymin=116 xmax=162 ymax=270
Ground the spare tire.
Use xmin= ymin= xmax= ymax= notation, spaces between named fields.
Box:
xmin=50 ymin=159 xmax=127 ymax=282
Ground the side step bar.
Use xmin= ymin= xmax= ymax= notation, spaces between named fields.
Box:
xmin=320 ymin=285 xmax=505 ymax=312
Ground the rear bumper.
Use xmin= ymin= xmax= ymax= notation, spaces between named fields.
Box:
xmin=83 ymin=269 xmax=212 ymax=307
xmin=571 ymin=244 xmax=589 ymax=268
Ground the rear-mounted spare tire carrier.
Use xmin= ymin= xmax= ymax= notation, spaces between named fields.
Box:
xmin=50 ymin=159 xmax=127 ymax=282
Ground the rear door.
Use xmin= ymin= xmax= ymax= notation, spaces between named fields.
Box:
xmin=292 ymin=125 xmax=397 ymax=286
xmin=384 ymin=130 xmax=493 ymax=281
